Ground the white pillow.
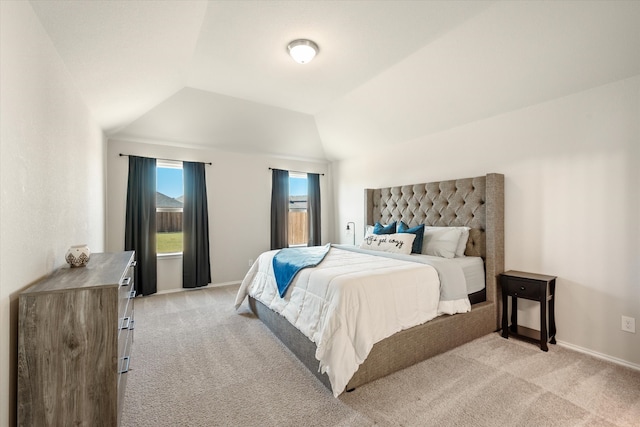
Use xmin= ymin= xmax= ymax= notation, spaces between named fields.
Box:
xmin=421 ymin=228 xmax=462 ymax=259
xmin=360 ymin=233 xmax=415 ymax=255
xmin=424 ymin=226 xmax=470 ymax=257
xmin=456 ymin=227 xmax=471 ymax=256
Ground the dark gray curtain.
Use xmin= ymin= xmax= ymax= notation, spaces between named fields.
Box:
xmin=270 ymin=169 xmax=289 ymax=250
xmin=125 ymin=156 xmax=157 ymax=296
xmin=182 ymin=161 xmax=211 ymax=289
xmin=307 ymin=173 xmax=321 ymax=246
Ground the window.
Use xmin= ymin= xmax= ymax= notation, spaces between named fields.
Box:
xmin=288 ymin=172 xmax=307 ymax=247
xmin=156 ymin=160 xmax=183 ymax=254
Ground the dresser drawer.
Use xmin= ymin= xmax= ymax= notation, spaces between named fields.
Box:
xmin=118 ymin=323 xmax=133 ymax=373
xmin=117 ymin=329 xmax=133 ymax=425
xmin=505 ymin=278 xmax=543 ymax=300
xmin=118 ymin=300 xmax=134 ymax=360
xmin=118 ymin=269 xmax=134 ymax=317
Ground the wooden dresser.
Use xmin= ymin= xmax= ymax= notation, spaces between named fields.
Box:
xmin=18 ymin=251 xmax=136 ymax=427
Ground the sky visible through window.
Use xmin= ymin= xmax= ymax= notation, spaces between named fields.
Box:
xmin=290 ymin=176 xmax=307 ymax=196
xmin=157 ymin=167 xmax=183 ymax=198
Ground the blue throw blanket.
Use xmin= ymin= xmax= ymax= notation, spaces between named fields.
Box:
xmin=272 ymin=244 xmax=331 ymax=297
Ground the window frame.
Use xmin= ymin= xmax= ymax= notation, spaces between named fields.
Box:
xmin=156 ymin=160 xmax=184 ymax=257
xmin=288 ymin=172 xmax=308 ymax=248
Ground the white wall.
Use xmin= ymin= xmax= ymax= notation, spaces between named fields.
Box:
xmin=332 ymin=76 xmax=640 ymax=367
xmin=106 ymin=139 xmax=332 ymax=292
xmin=0 ymin=2 xmax=106 ymax=424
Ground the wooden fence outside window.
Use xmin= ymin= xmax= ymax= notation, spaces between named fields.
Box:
xmin=157 ymin=211 xmax=182 ymax=233
xmin=288 ymin=211 xmax=308 ymax=246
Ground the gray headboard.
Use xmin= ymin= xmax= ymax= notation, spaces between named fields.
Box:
xmin=364 ymin=173 xmax=504 ymax=326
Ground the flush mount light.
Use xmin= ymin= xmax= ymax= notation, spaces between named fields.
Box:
xmin=287 ymin=39 xmax=318 ymax=64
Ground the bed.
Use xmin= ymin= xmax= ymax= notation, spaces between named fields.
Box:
xmin=236 ymin=173 xmax=504 ymax=396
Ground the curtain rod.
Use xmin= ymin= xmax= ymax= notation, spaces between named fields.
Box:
xmin=268 ymin=167 xmax=324 ymax=176
xmin=119 ymin=153 xmax=212 ymax=165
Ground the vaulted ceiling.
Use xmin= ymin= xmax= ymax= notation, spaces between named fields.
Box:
xmin=30 ymin=1 xmax=640 ymax=162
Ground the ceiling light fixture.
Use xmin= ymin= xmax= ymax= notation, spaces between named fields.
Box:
xmin=287 ymin=39 xmax=318 ymax=64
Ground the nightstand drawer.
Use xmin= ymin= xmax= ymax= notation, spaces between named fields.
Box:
xmin=506 ymin=278 xmax=542 ymax=300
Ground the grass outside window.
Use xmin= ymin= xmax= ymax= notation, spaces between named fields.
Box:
xmin=157 ymin=232 xmax=183 ymax=254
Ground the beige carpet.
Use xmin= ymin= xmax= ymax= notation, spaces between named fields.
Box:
xmin=121 ymin=285 xmax=640 ymax=427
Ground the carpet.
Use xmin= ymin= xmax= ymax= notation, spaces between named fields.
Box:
xmin=121 ymin=285 xmax=640 ymax=427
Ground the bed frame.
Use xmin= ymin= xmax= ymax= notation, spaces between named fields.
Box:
xmin=249 ymin=173 xmax=504 ymax=393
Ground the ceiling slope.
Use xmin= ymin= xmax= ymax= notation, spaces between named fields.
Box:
xmin=186 ymin=0 xmax=492 ymax=114
xmin=28 ymin=0 xmax=492 ymax=160
xmin=316 ymin=1 xmax=640 ymax=160
xmin=30 ymin=0 xmax=208 ymax=134
xmin=115 ymin=87 xmax=327 ymax=161
xmin=28 ymin=1 xmax=640 ymax=161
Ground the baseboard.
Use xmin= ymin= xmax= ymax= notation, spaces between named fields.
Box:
xmin=556 ymin=340 xmax=640 ymax=371
xmin=155 ymin=281 xmax=241 ymax=295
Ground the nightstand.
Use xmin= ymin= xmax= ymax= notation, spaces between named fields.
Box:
xmin=501 ymin=270 xmax=557 ymax=351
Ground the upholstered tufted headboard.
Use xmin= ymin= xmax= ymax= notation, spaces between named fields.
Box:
xmin=364 ymin=173 xmax=504 ymax=325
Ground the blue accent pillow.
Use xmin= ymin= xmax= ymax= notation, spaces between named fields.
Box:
xmin=398 ymin=221 xmax=425 ymax=254
xmin=373 ymin=221 xmax=396 ymax=235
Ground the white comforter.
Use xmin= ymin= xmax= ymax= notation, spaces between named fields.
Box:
xmin=235 ymin=246 xmax=450 ymax=396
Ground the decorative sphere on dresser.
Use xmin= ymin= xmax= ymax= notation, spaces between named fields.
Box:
xmin=65 ymin=244 xmax=91 ymax=267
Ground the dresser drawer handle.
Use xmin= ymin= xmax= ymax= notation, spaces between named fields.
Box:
xmin=120 ymin=317 xmax=130 ymax=330
xmin=131 ymin=261 xmax=137 ymax=267
xmin=119 ymin=356 xmax=130 ymax=374
xmin=122 ymin=277 xmax=132 ymax=287
xmin=129 ymin=289 xmax=136 ymax=299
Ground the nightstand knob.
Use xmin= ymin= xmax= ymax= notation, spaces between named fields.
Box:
xmin=520 ymin=286 xmax=525 ymax=291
